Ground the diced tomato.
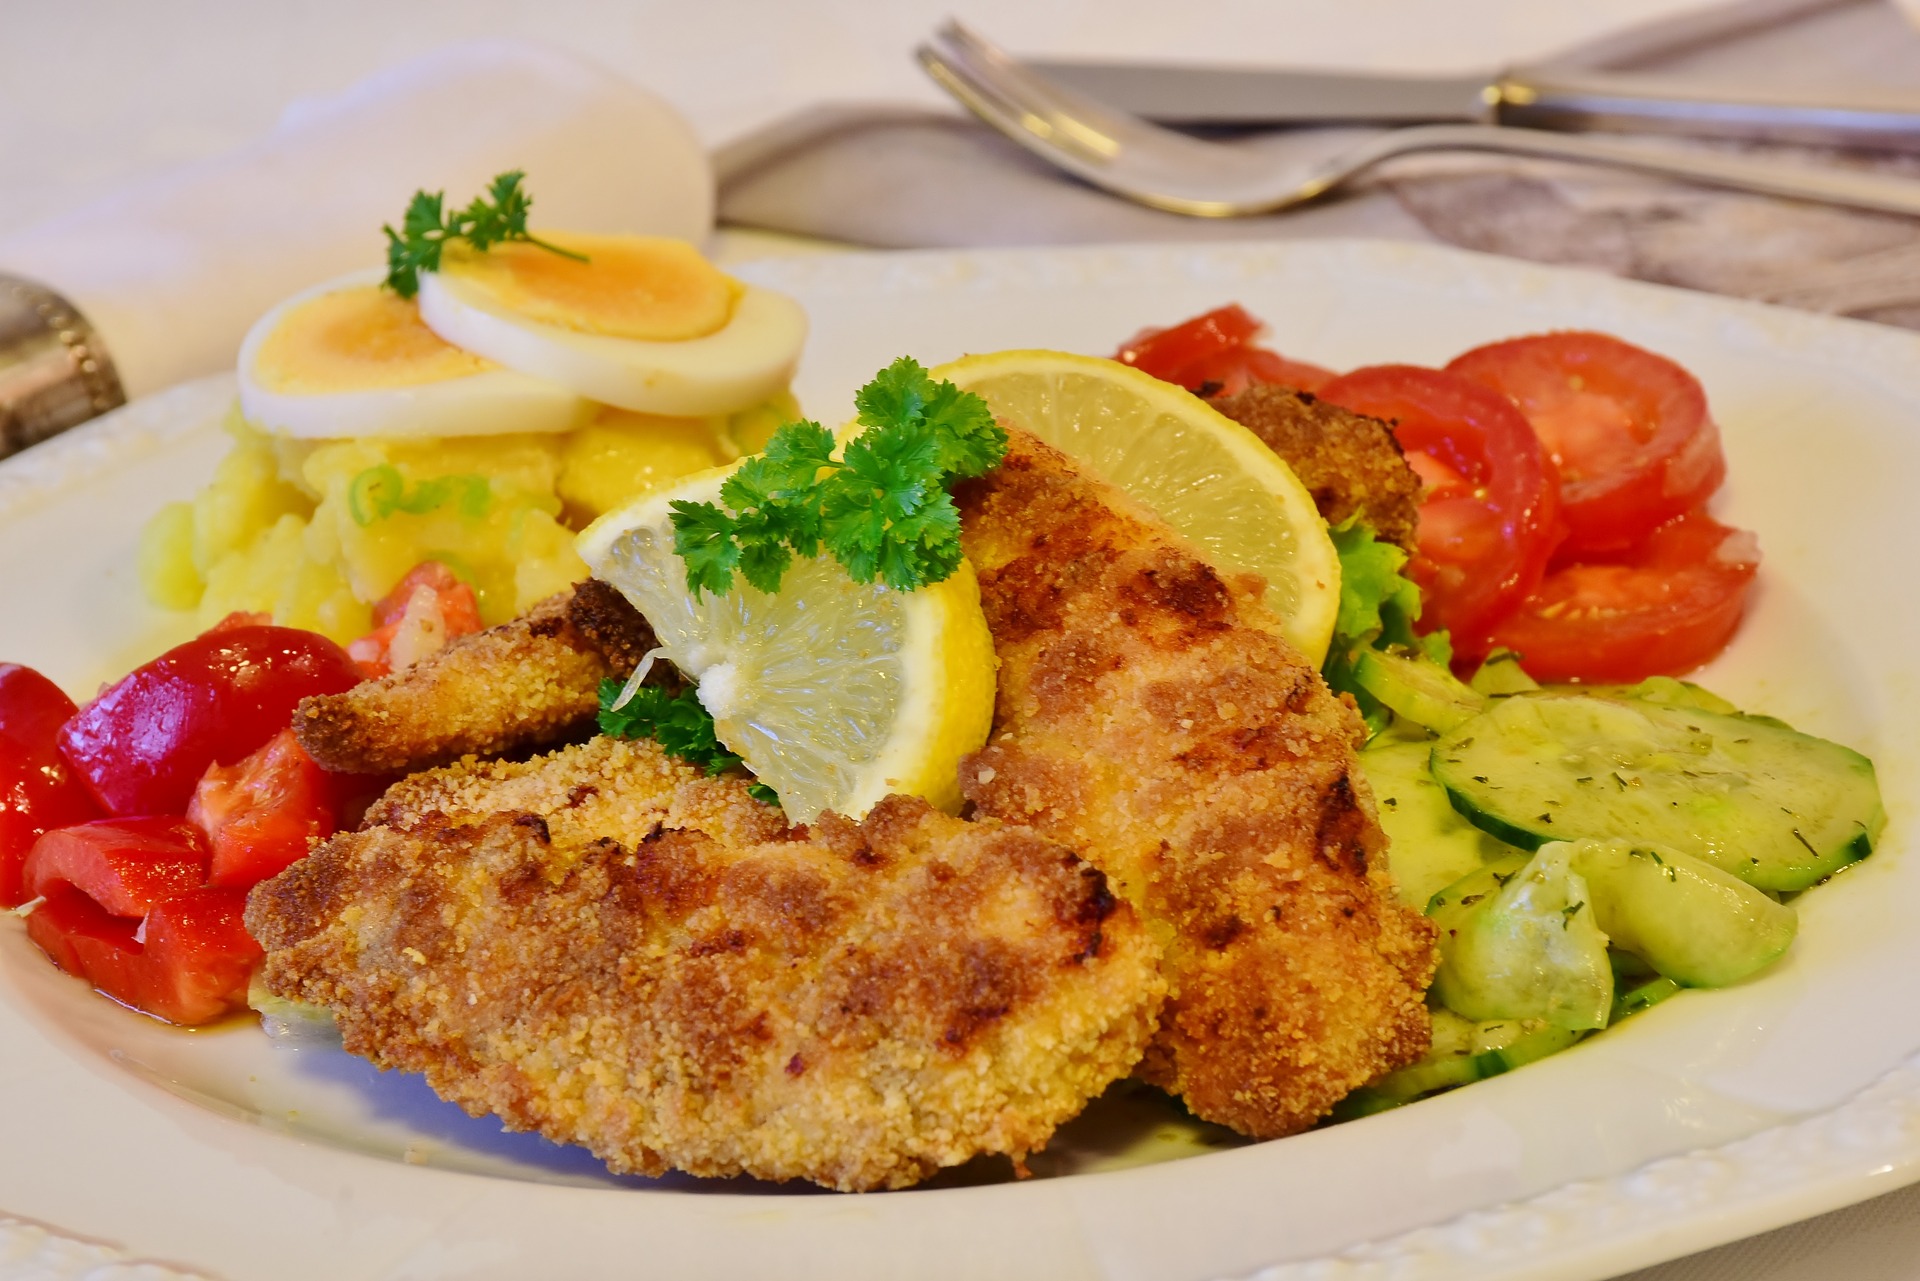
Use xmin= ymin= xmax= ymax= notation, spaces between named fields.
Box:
xmin=0 ymin=665 xmax=102 ymax=906
xmin=1488 ymin=510 xmax=1760 ymax=683
xmin=26 ymin=884 xmax=261 ymax=1026
xmin=1319 ymin=365 xmax=1564 ymax=657
xmin=1115 ymin=303 xmax=1336 ymax=395
xmin=188 ymin=728 xmax=338 ymax=887
xmin=1447 ymin=332 xmax=1726 ymax=557
xmin=348 ymin=561 xmax=484 ymax=679
xmin=57 ymin=625 xmax=361 ymax=817
xmin=22 ymin=817 xmax=208 ymax=916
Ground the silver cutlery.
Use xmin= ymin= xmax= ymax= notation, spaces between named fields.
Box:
xmin=916 ymin=21 xmax=1920 ymax=219
xmin=1024 ymin=59 xmax=1920 ymax=152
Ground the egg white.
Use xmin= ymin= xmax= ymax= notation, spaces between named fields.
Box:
xmin=416 ymin=269 xmax=807 ymax=418
xmin=236 ymin=269 xmax=590 ymax=439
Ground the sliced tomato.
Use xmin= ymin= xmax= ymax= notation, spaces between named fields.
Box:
xmin=0 ymin=664 xmax=102 ymax=906
xmin=57 ymin=625 xmax=361 ymax=816
xmin=348 ymin=560 xmax=485 ymax=679
xmin=188 ymin=728 xmax=339 ymax=887
xmin=26 ymin=883 xmax=261 ymax=1026
xmin=1488 ymin=509 xmax=1759 ymax=683
xmin=1447 ymin=332 xmax=1725 ymax=557
xmin=1182 ymin=345 xmax=1338 ymax=396
xmin=1115 ymin=303 xmax=1336 ymax=395
xmin=1116 ymin=304 xmax=1263 ymax=380
xmin=1318 ymin=365 xmax=1563 ymax=656
xmin=22 ymin=817 xmax=209 ymax=916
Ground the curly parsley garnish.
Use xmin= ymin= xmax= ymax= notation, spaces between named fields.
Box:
xmin=382 ymin=170 xmax=587 ymax=298
xmin=596 ymin=677 xmax=779 ymax=807
xmin=666 ymin=358 xmax=1006 ymax=598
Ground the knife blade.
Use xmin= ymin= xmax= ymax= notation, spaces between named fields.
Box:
xmin=1027 ymin=61 xmax=1920 ymax=152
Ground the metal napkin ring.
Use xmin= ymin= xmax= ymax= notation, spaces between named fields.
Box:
xmin=0 ymin=274 xmax=126 ymax=460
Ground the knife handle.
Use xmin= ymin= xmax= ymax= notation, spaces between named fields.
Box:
xmin=1493 ymin=68 xmax=1920 ymax=153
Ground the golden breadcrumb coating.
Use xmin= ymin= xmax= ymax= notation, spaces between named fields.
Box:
xmin=246 ymin=793 xmax=1164 ymax=1191
xmin=1211 ymin=384 xmax=1424 ymax=551
xmin=954 ymin=428 xmax=1437 ymax=1138
xmin=365 ymin=734 xmax=790 ymax=852
xmin=293 ymin=584 xmax=656 ymax=776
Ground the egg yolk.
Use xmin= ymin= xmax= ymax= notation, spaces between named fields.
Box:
xmin=255 ymin=287 xmax=494 ymax=393
xmin=439 ymin=234 xmax=735 ymax=343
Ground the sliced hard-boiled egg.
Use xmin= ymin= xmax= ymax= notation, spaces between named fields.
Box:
xmin=237 ymin=269 xmax=589 ymax=439
xmin=415 ymin=233 xmax=807 ymax=418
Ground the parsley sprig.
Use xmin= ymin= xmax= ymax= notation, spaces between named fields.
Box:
xmin=382 ymin=170 xmax=587 ymax=299
xmin=668 ymin=358 xmax=1006 ymax=598
xmin=596 ymin=678 xmax=778 ymax=807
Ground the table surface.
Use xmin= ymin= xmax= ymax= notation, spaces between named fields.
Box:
xmin=6 ymin=4 xmax=1920 ymax=1279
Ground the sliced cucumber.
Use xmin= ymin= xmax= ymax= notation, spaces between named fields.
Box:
xmin=1432 ymin=694 xmax=1885 ymax=892
xmin=1612 ymin=974 xmax=1682 ymax=1022
xmin=1561 ymin=676 xmax=1737 ymax=715
xmin=1362 ymin=740 xmax=1525 ymax=910
xmin=1469 ymin=650 xmax=1541 ymax=697
xmin=1569 ymin=838 xmax=1797 ymax=987
xmin=1477 ymin=1023 xmax=1587 ymax=1074
xmin=1428 ymin=847 xmax=1613 ymax=1031
xmin=1353 ymin=649 xmax=1485 ymax=733
xmin=1332 ymin=1010 xmax=1589 ymax=1117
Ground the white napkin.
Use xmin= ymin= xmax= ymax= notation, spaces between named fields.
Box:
xmin=0 ymin=40 xmax=714 ymax=399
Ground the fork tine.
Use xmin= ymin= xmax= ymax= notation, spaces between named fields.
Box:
xmin=932 ymin=22 xmax=1157 ymax=152
xmin=915 ymin=43 xmax=1056 ymax=154
xmin=917 ymin=34 xmax=1250 ymax=216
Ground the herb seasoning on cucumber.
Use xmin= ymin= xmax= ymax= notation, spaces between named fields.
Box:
xmin=1349 ymin=649 xmax=1884 ymax=1116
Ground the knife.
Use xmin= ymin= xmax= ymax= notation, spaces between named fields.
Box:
xmin=1024 ymin=61 xmax=1920 ymax=152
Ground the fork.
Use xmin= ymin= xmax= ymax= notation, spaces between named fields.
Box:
xmin=917 ymin=21 xmax=1920 ymax=219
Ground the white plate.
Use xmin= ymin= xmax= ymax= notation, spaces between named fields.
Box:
xmin=1 ymin=240 xmax=1916 ymax=1281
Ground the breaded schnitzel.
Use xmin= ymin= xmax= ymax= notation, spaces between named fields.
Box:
xmin=247 ymin=791 xmax=1163 ymax=1191
xmin=1213 ymin=380 xmax=1428 ymax=553
xmin=294 ymin=581 xmax=656 ymax=776
xmin=364 ymin=733 xmax=790 ymax=851
xmin=954 ymin=428 xmax=1436 ymax=1138
xmin=1210 ymin=384 xmax=1423 ymax=551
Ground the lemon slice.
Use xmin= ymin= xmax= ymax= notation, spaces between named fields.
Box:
xmin=937 ymin=350 xmax=1341 ymax=665
xmin=576 ymin=466 xmax=998 ymax=824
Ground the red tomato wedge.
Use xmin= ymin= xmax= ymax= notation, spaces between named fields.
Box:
xmin=189 ymin=728 xmax=339 ymax=887
xmin=26 ymin=883 xmax=261 ymax=1026
xmin=57 ymin=624 xmax=361 ymax=817
xmin=22 ymin=817 xmax=209 ymax=916
xmin=1488 ymin=509 xmax=1760 ymax=683
xmin=1318 ymin=365 xmax=1563 ymax=655
xmin=1447 ymin=332 xmax=1725 ymax=557
xmin=1115 ymin=304 xmax=1337 ymax=395
xmin=0 ymin=664 xmax=102 ymax=906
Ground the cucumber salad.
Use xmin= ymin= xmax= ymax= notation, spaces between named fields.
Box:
xmin=1343 ymin=656 xmax=1886 ymax=1115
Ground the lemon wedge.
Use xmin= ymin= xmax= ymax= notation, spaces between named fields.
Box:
xmin=936 ymin=350 xmax=1341 ymax=665
xmin=576 ymin=465 xmax=998 ymax=824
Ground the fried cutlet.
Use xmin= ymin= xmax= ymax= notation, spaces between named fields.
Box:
xmin=954 ymin=428 xmax=1437 ymax=1138
xmin=245 ymin=793 xmax=1164 ymax=1191
xmin=293 ymin=581 xmax=657 ymax=776
xmin=365 ymin=734 xmax=791 ymax=851
xmin=1211 ymin=383 xmax=1423 ymax=550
